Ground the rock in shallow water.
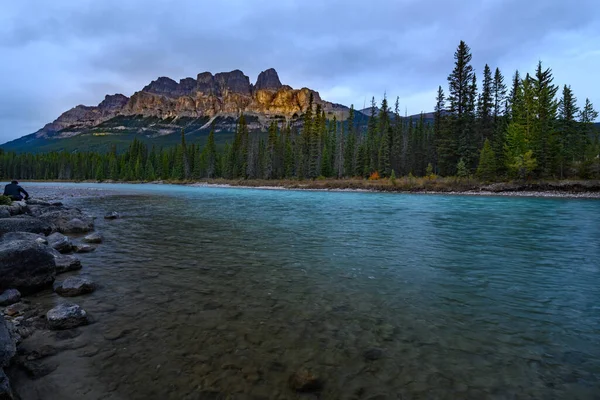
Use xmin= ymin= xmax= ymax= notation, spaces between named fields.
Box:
xmin=39 ymin=208 xmax=94 ymax=233
xmin=47 ymin=232 xmax=73 ymax=254
xmin=53 ymin=254 xmax=82 ymax=274
xmin=288 ymin=369 xmax=324 ymax=392
xmin=0 ymin=240 xmax=56 ymax=294
xmin=0 ymin=290 xmax=21 ymax=307
xmin=53 ymin=277 xmax=96 ymax=297
xmin=363 ymin=348 xmax=384 ymax=361
xmin=104 ymin=211 xmax=120 ymax=220
xmin=73 ymin=244 xmax=96 ymax=253
xmin=82 ymin=232 xmax=103 ymax=244
xmin=46 ymin=303 xmax=89 ymax=330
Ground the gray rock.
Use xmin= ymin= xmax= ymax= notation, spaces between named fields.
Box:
xmin=0 ymin=370 xmax=13 ymax=400
xmin=0 ymin=217 xmax=53 ymax=237
xmin=20 ymin=359 xmax=59 ymax=378
xmin=0 ymin=208 xmax=9 ymax=219
xmin=104 ymin=211 xmax=120 ymax=220
xmin=0 ymin=290 xmax=21 ymax=307
xmin=38 ymin=209 xmax=94 ymax=233
xmin=0 ymin=232 xmax=47 ymax=245
xmin=3 ymin=303 xmax=28 ymax=317
xmin=46 ymin=303 xmax=88 ymax=330
xmin=6 ymin=201 xmax=27 ymax=216
xmin=82 ymin=232 xmax=103 ymax=244
xmin=0 ymin=315 xmax=16 ymax=367
xmin=54 ymin=277 xmax=96 ymax=297
xmin=53 ymin=254 xmax=82 ymax=274
xmin=0 ymin=240 xmax=56 ymax=294
xmin=255 ymin=68 xmax=282 ymax=91
xmin=47 ymin=232 xmax=72 ymax=253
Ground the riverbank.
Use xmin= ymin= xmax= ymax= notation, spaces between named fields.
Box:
xmin=19 ymin=178 xmax=600 ymax=199
xmin=0 ymin=195 xmax=113 ymax=399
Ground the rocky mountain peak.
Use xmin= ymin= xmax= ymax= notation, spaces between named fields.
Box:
xmin=142 ymin=77 xmax=179 ymax=96
xmin=214 ymin=70 xmax=251 ymax=95
xmin=98 ymin=94 xmax=129 ymax=110
xmin=255 ymin=68 xmax=282 ymax=91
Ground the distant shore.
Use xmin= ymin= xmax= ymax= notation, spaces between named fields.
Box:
xmin=19 ymin=178 xmax=600 ymax=199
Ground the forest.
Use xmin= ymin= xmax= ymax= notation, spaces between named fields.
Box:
xmin=1 ymin=41 xmax=599 ymax=183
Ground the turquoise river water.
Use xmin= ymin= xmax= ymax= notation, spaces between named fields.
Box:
xmin=12 ymin=183 xmax=600 ymax=399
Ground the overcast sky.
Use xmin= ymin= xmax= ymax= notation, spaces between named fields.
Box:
xmin=1 ymin=0 xmax=599 ymax=144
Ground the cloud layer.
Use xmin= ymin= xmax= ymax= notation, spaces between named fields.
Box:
xmin=1 ymin=0 xmax=599 ymax=143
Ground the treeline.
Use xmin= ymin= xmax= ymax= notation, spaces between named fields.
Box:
xmin=1 ymin=40 xmax=599 ymax=182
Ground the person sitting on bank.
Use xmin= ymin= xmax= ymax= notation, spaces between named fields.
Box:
xmin=3 ymin=180 xmax=29 ymax=201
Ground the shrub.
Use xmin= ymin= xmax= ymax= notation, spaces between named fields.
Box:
xmin=0 ymin=195 xmax=12 ymax=205
xmin=369 ymin=171 xmax=381 ymax=180
xmin=389 ymin=170 xmax=396 ymax=186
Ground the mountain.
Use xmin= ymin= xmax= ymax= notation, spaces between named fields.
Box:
xmin=2 ymin=68 xmax=355 ymax=153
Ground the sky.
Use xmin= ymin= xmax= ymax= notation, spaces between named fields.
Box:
xmin=1 ymin=0 xmax=599 ymax=144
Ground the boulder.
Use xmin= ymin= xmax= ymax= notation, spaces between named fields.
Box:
xmin=54 ymin=254 xmax=82 ymax=274
xmin=74 ymin=244 xmax=96 ymax=253
xmin=0 ymin=208 xmax=9 ymax=219
xmin=104 ymin=211 xmax=120 ymax=220
xmin=83 ymin=232 xmax=103 ymax=244
xmin=53 ymin=277 xmax=96 ymax=297
xmin=0 ymin=240 xmax=56 ymax=293
xmin=47 ymin=232 xmax=73 ymax=253
xmin=0 ymin=217 xmax=53 ymax=237
xmin=6 ymin=201 xmax=27 ymax=216
xmin=0 ymin=232 xmax=47 ymax=245
xmin=46 ymin=303 xmax=88 ymax=330
xmin=0 ymin=290 xmax=21 ymax=307
xmin=0 ymin=315 xmax=16 ymax=367
xmin=38 ymin=209 xmax=94 ymax=233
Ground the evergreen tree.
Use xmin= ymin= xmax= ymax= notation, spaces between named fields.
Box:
xmin=557 ymin=85 xmax=579 ymax=177
xmin=478 ymin=64 xmax=494 ymax=145
xmin=476 ymin=139 xmax=496 ymax=181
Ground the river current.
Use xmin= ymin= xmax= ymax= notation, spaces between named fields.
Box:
xmin=12 ymin=183 xmax=600 ymax=399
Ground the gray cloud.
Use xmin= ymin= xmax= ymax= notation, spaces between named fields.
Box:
xmin=1 ymin=0 xmax=599 ymax=143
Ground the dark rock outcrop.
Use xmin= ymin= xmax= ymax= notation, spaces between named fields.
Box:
xmin=0 ymin=369 xmax=12 ymax=400
xmin=0 ymin=240 xmax=56 ymax=293
xmin=54 ymin=277 xmax=96 ymax=297
xmin=0 ymin=208 xmax=9 ymax=219
xmin=46 ymin=303 xmax=89 ymax=330
xmin=215 ymin=70 xmax=252 ymax=95
xmin=0 ymin=217 xmax=53 ymax=237
xmin=255 ymin=68 xmax=282 ymax=91
xmin=47 ymin=232 xmax=73 ymax=253
xmin=98 ymin=94 xmax=128 ymax=111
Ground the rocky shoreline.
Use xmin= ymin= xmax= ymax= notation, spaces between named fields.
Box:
xmin=0 ymin=198 xmax=116 ymax=399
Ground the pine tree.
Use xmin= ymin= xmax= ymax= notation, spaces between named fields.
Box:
xmin=476 ymin=139 xmax=496 ymax=181
xmin=557 ymin=85 xmax=579 ymax=177
xmin=446 ymin=41 xmax=476 ymax=174
xmin=456 ymin=158 xmax=469 ymax=178
xmin=367 ymin=96 xmax=378 ymax=173
xmin=531 ymin=62 xmax=559 ymax=176
xmin=478 ymin=64 xmax=494 ymax=145
xmin=434 ymin=86 xmax=450 ymax=174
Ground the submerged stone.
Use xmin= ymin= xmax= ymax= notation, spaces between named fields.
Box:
xmin=46 ymin=303 xmax=89 ymax=330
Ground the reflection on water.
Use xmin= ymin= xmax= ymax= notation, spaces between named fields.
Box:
xmin=16 ymin=183 xmax=600 ymax=399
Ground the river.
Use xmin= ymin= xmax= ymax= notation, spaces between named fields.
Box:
xmin=12 ymin=182 xmax=600 ymax=399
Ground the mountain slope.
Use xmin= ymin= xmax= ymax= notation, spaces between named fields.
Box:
xmin=2 ymin=68 xmax=355 ymax=153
